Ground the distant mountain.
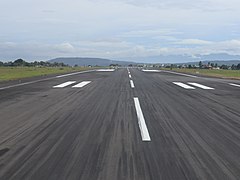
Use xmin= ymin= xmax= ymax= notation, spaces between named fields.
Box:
xmin=120 ymin=53 xmax=240 ymax=64
xmin=48 ymin=57 xmax=136 ymax=66
xmin=196 ymin=53 xmax=240 ymax=61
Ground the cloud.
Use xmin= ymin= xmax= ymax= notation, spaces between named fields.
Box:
xmin=174 ymin=39 xmax=213 ymax=45
xmin=0 ymin=0 xmax=239 ymax=62
xmin=1 ymin=39 xmax=240 ymax=61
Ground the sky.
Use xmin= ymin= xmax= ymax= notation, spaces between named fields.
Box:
xmin=0 ymin=0 xmax=240 ymax=62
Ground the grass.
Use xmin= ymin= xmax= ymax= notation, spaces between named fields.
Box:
xmin=0 ymin=66 xmax=95 ymax=82
xmin=164 ymin=68 xmax=240 ymax=79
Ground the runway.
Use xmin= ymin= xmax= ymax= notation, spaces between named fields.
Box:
xmin=0 ymin=68 xmax=240 ymax=180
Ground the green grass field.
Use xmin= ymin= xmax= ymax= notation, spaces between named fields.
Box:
xmin=165 ymin=68 xmax=240 ymax=79
xmin=0 ymin=66 xmax=94 ymax=82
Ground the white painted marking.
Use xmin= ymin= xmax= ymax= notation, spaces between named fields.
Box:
xmin=53 ymin=81 xmax=76 ymax=88
xmin=72 ymin=81 xmax=91 ymax=88
xmin=0 ymin=69 xmax=95 ymax=91
xmin=173 ymin=82 xmax=195 ymax=89
xmin=229 ymin=83 xmax=240 ymax=88
xmin=188 ymin=83 xmax=214 ymax=90
xmin=56 ymin=70 xmax=96 ymax=78
xmin=129 ymin=74 xmax=132 ymax=79
xmin=130 ymin=80 xmax=135 ymax=88
xmin=162 ymin=71 xmax=197 ymax=78
xmin=133 ymin=97 xmax=151 ymax=141
xmin=142 ymin=69 xmax=161 ymax=72
xmin=96 ymin=69 xmax=115 ymax=72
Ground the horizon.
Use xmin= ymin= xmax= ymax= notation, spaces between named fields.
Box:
xmin=1 ymin=56 xmax=240 ymax=65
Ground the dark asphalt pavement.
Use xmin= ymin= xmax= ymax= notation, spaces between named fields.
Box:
xmin=0 ymin=68 xmax=240 ymax=180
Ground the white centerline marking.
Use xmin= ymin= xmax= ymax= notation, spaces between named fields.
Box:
xmin=129 ymin=74 xmax=132 ymax=78
xmin=133 ymin=97 xmax=151 ymax=141
xmin=72 ymin=81 xmax=91 ymax=88
xmin=53 ymin=81 xmax=76 ymax=88
xmin=173 ymin=82 xmax=195 ymax=89
xmin=229 ymin=83 xmax=240 ymax=88
xmin=188 ymin=83 xmax=214 ymax=90
xmin=130 ymin=80 xmax=135 ymax=88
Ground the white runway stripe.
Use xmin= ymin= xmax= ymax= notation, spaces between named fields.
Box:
xmin=229 ymin=83 xmax=240 ymax=88
xmin=188 ymin=83 xmax=214 ymax=90
xmin=133 ymin=97 xmax=151 ymax=141
xmin=130 ymin=80 xmax=135 ymax=88
xmin=96 ymin=69 xmax=115 ymax=72
xmin=173 ymin=82 xmax=195 ymax=89
xmin=72 ymin=81 xmax=91 ymax=88
xmin=53 ymin=81 xmax=76 ymax=88
xmin=142 ymin=69 xmax=161 ymax=72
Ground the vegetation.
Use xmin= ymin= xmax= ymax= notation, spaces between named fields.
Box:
xmin=167 ymin=68 xmax=240 ymax=78
xmin=159 ymin=61 xmax=240 ymax=79
xmin=0 ymin=59 xmax=93 ymax=81
xmin=0 ymin=59 xmax=67 ymax=67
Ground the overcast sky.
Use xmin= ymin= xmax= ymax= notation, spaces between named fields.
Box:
xmin=0 ymin=0 xmax=240 ymax=62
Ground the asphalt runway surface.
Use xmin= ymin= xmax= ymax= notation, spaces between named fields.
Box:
xmin=0 ymin=68 xmax=240 ymax=180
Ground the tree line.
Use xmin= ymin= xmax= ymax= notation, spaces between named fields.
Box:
xmin=0 ymin=59 xmax=68 ymax=67
xmin=167 ymin=61 xmax=240 ymax=70
xmin=198 ymin=61 xmax=240 ymax=70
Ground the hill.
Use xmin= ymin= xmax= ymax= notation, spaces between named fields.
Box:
xmin=120 ymin=53 xmax=240 ymax=64
xmin=48 ymin=57 xmax=136 ymax=66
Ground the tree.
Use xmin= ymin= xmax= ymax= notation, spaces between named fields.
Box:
xmin=199 ymin=61 xmax=202 ymax=68
xmin=237 ymin=63 xmax=240 ymax=70
xmin=231 ymin=64 xmax=236 ymax=70
xmin=220 ymin=64 xmax=228 ymax=69
xmin=14 ymin=59 xmax=26 ymax=66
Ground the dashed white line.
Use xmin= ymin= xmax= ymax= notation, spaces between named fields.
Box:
xmin=173 ymin=82 xmax=195 ymax=89
xmin=72 ymin=81 xmax=91 ymax=88
xmin=229 ymin=83 xmax=240 ymax=88
xmin=130 ymin=80 xmax=135 ymax=88
xmin=188 ymin=83 xmax=214 ymax=90
xmin=129 ymin=74 xmax=132 ymax=79
xmin=53 ymin=81 xmax=76 ymax=88
xmin=133 ymin=97 xmax=151 ymax=141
